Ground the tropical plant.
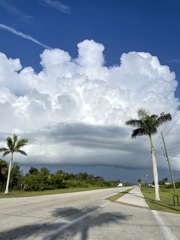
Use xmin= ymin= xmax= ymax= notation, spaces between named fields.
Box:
xmin=29 ymin=167 xmax=39 ymax=175
xmin=159 ymin=177 xmax=168 ymax=185
xmin=137 ymin=179 xmax=142 ymax=188
xmin=39 ymin=167 xmax=50 ymax=176
xmin=10 ymin=162 xmax=23 ymax=190
xmin=0 ymin=134 xmax=28 ymax=194
xmin=125 ymin=108 xmax=172 ymax=201
xmin=0 ymin=159 xmax=8 ymax=190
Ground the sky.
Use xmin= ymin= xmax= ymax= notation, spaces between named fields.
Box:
xmin=0 ymin=0 xmax=180 ymax=183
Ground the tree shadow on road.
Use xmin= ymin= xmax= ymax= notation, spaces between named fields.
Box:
xmin=0 ymin=205 xmax=129 ymax=240
xmin=46 ymin=206 xmax=129 ymax=239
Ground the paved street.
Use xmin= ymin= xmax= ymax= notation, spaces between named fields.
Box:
xmin=0 ymin=187 xmax=179 ymax=239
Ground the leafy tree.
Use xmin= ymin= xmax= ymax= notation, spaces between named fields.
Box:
xmin=65 ymin=173 xmax=75 ymax=180
xmin=159 ymin=177 xmax=168 ymax=185
xmin=163 ymin=177 xmax=168 ymax=184
xmin=137 ymin=179 xmax=142 ymax=188
xmin=125 ymin=108 xmax=171 ymax=201
xmin=79 ymin=172 xmax=89 ymax=181
xmin=23 ymin=174 xmax=40 ymax=191
xmin=0 ymin=134 xmax=28 ymax=194
xmin=29 ymin=167 xmax=39 ymax=175
xmin=49 ymin=174 xmax=66 ymax=189
xmin=35 ymin=167 xmax=51 ymax=190
xmin=0 ymin=159 xmax=8 ymax=191
xmin=10 ymin=162 xmax=23 ymax=190
xmin=56 ymin=170 xmax=65 ymax=180
xmin=39 ymin=167 xmax=50 ymax=176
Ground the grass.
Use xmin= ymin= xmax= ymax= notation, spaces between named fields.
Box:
xmin=0 ymin=187 xmax=108 ymax=198
xmin=141 ymin=187 xmax=180 ymax=214
xmin=106 ymin=188 xmax=133 ymax=202
xmin=2 ymin=186 xmax=179 ymax=214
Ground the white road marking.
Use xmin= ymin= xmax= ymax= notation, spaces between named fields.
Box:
xmin=100 ymin=202 xmax=110 ymax=208
xmin=44 ymin=211 xmax=93 ymax=239
xmin=44 ymin=203 xmax=109 ymax=239
xmin=151 ymin=210 xmax=177 ymax=240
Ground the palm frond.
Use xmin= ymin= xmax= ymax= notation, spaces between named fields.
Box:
xmin=132 ymin=128 xmax=147 ymax=138
xmin=155 ymin=113 xmax=172 ymax=127
xmin=12 ymin=134 xmax=18 ymax=146
xmin=150 ymin=115 xmax=158 ymax=122
xmin=1 ymin=135 xmax=28 ymax=157
xmin=137 ymin=108 xmax=149 ymax=118
xmin=6 ymin=137 xmax=14 ymax=151
xmin=125 ymin=119 xmax=142 ymax=127
xmin=126 ymin=109 xmax=171 ymax=139
xmin=2 ymin=150 xmax=11 ymax=157
xmin=16 ymin=150 xmax=28 ymax=156
xmin=0 ymin=147 xmax=9 ymax=152
xmin=15 ymin=138 xmax=28 ymax=150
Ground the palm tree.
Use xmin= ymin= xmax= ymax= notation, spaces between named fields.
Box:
xmin=137 ymin=179 xmax=142 ymax=188
xmin=0 ymin=134 xmax=28 ymax=194
xmin=125 ymin=108 xmax=172 ymax=201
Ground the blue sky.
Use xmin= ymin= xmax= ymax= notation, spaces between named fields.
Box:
xmin=1 ymin=0 xmax=180 ymax=81
xmin=0 ymin=0 xmax=180 ymax=183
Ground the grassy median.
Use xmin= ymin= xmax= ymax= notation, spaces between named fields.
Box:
xmin=106 ymin=188 xmax=133 ymax=202
xmin=141 ymin=187 xmax=180 ymax=214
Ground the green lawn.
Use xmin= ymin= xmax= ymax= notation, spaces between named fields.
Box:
xmin=141 ymin=187 xmax=180 ymax=214
xmin=106 ymin=188 xmax=133 ymax=202
xmin=0 ymin=187 xmax=109 ymax=198
xmin=2 ymin=187 xmax=179 ymax=215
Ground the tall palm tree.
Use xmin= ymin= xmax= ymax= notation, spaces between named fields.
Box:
xmin=0 ymin=134 xmax=28 ymax=194
xmin=125 ymin=108 xmax=171 ymax=201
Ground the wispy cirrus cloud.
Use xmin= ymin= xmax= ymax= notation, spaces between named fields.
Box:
xmin=169 ymin=59 xmax=180 ymax=64
xmin=41 ymin=0 xmax=71 ymax=13
xmin=0 ymin=23 xmax=51 ymax=49
xmin=0 ymin=0 xmax=32 ymax=22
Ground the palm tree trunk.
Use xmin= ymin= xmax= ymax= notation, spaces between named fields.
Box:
xmin=149 ymin=135 xmax=160 ymax=201
xmin=4 ymin=153 xmax=13 ymax=194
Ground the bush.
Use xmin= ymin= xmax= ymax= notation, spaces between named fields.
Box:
xmin=163 ymin=182 xmax=180 ymax=189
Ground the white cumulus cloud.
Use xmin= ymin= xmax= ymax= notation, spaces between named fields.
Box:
xmin=0 ymin=39 xmax=179 ymax=178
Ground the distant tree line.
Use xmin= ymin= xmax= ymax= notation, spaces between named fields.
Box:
xmin=0 ymin=160 xmax=132 ymax=192
xmin=0 ymin=134 xmax=132 ymax=193
xmin=142 ymin=177 xmax=180 ymax=189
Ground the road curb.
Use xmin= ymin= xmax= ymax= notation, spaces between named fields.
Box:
xmin=114 ymin=200 xmax=150 ymax=209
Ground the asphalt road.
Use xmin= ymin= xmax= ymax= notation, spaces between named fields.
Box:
xmin=0 ymin=187 xmax=179 ymax=240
